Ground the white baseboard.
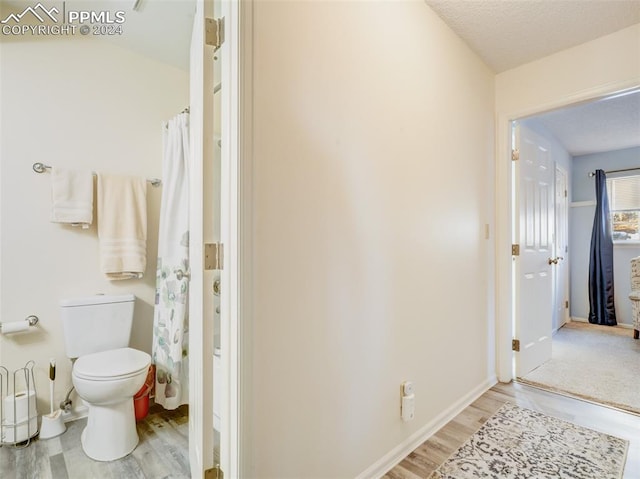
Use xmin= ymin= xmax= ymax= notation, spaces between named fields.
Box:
xmin=356 ymin=375 xmax=497 ymax=479
xmin=570 ymin=316 xmax=633 ymax=329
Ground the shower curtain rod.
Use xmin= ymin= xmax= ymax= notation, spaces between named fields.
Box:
xmin=32 ymin=162 xmax=162 ymax=187
xmin=588 ymin=167 xmax=640 ymax=177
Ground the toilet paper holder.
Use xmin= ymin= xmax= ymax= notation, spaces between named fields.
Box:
xmin=0 ymin=315 xmax=39 ymax=335
xmin=0 ymin=360 xmax=39 ymax=447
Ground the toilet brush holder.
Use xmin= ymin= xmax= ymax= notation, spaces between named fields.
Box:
xmin=39 ymin=410 xmax=66 ymax=439
xmin=39 ymin=359 xmax=66 ymax=439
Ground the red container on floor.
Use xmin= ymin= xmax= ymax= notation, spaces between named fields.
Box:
xmin=134 ymin=365 xmax=155 ymax=422
xmin=134 ymin=393 xmax=150 ymax=421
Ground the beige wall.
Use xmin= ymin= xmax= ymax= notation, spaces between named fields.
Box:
xmin=249 ymin=1 xmax=495 ymax=476
xmin=0 ymin=36 xmax=188 ymax=412
xmin=494 ymin=24 xmax=640 ymax=381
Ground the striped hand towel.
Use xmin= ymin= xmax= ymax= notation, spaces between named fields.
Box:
xmin=97 ymin=173 xmax=147 ymax=280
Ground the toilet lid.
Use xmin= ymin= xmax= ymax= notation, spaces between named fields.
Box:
xmin=74 ymin=347 xmax=150 ymax=380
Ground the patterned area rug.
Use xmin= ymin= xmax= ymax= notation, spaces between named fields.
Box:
xmin=428 ymin=403 xmax=628 ymax=479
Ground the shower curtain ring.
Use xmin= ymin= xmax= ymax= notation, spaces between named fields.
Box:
xmin=174 ymin=269 xmax=191 ymax=281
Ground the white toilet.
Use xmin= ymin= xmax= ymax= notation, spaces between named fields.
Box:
xmin=60 ymin=294 xmax=151 ymax=462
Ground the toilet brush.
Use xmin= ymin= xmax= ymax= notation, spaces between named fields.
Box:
xmin=39 ymin=359 xmax=66 ymax=439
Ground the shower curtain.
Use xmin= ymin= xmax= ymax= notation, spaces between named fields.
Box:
xmin=588 ymin=169 xmax=617 ymax=326
xmin=152 ymin=112 xmax=190 ymax=409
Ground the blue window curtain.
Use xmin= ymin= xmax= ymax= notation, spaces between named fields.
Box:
xmin=588 ymin=169 xmax=617 ymax=326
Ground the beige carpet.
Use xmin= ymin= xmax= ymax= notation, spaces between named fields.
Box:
xmin=520 ymin=321 xmax=640 ymax=415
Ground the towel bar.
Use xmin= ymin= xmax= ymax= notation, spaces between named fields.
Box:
xmin=32 ymin=163 xmax=162 ymax=187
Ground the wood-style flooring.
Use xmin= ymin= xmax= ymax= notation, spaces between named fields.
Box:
xmin=0 ymin=404 xmax=189 ymax=479
xmin=4 ymin=384 xmax=638 ymax=478
xmin=384 ymin=381 xmax=640 ymax=479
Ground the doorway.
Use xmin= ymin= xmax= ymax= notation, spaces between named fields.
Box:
xmin=506 ymin=91 xmax=640 ymax=413
xmin=497 ymin=81 xmax=640 ymax=384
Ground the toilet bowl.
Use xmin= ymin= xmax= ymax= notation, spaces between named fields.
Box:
xmin=60 ymin=294 xmax=151 ymax=461
xmin=72 ymin=347 xmax=151 ymax=461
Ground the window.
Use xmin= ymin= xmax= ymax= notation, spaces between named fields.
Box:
xmin=607 ymin=175 xmax=640 ymax=242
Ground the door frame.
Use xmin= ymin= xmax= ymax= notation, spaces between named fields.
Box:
xmin=233 ymin=1 xmax=254 ymax=477
xmin=219 ymin=0 xmax=253 ymax=476
xmin=554 ymin=164 xmax=569 ymax=332
xmin=188 ymin=0 xmax=216 ymax=475
xmin=188 ymin=0 xmax=251 ymax=476
xmin=495 ymin=80 xmax=640 ymax=383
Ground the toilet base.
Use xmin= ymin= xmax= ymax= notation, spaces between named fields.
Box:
xmin=81 ymin=399 xmax=139 ymax=461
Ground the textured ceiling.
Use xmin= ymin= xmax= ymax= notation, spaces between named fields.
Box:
xmin=425 ymin=0 xmax=640 ymax=73
xmin=528 ymin=91 xmax=640 ymax=156
xmin=424 ymin=1 xmax=640 ymax=155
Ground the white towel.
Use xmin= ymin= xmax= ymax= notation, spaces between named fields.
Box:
xmin=97 ymin=174 xmax=147 ymax=280
xmin=50 ymin=168 xmax=93 ymax=228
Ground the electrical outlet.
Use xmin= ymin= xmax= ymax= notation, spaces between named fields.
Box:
xmin=401 ymin=394 xmax=415 ymax=421
xmin=402 ymin=381 xmax=414 ymax=396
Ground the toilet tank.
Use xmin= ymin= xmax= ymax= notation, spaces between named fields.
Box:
xmin=60 ymin=294 xmax=136 ymax=358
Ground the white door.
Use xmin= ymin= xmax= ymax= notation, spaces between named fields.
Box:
xmin=554 ymin=166 xmax=569 ymax=331
xmin=513 ymin=122 xmax=554 ymax=377
xmin=189 ymin=0 xmax=216 ymax=476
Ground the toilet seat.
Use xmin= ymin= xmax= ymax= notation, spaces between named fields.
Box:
xmin=74 ymin=347 xmax=150 ymax=381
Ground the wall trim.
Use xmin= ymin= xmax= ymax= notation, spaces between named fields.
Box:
xmin=570 ymin=317 xmax=633 ymax=329
xmin=570 ymin=200 xmax=596 ymax=208
xmin=356 ymin=376 xmax=497 ymax=479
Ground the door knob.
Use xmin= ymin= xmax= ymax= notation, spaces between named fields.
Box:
xmin=548 ymin=258 xmax=558 ymax=265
